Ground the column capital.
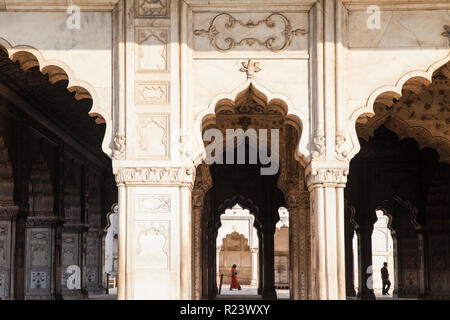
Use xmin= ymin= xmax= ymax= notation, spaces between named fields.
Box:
xmin=305 ymin=161 xmax=349 ymax=189
xmin=113 ymin=166 xmax=196 ymax=188
xmin=0 ymin=203 xmax=19 ymax=221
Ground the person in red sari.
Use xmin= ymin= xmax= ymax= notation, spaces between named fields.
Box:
xmin=230 ymin=264 xmax=242 ymax=290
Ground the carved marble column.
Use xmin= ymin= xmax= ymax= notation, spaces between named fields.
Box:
xmin=257 ymin=229 xmax=263 ymax=295
xmin=191 ymin=164 xmax=212 ymax=299
xmin=0 ymin=136 xmax=19 ymax=300
xmin=344 ymin=205 xmax=357 ymax=297
xmin=113 ymin=167 xmax=195 ymax=299
xmin=357 ymin=225 xmax=376 ymax=300
xmin=306 ymin=163 xmax=348 ymax=300
xmin=24 ymin=217 xmax=60 ymax=300
xmin=0 ymin=209 xmax=19 ymax=300
xmin=61 ymin=224 xmax=87 ymax=299
xmin=285 ymin=190 xmax=310 ymax=300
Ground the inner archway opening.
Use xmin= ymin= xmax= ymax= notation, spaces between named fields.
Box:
xmin=192 ymin=84 xmax=310 ymax=300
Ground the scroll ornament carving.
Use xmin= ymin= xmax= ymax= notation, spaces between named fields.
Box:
xmin=113 ymin=167 xmax=195 ymax=186
xmin=179 ymin=135 xmax=193 ymax=162
xmin=112 ymin=134 xmax=126 ymax=160
xmin=194 ymin=13 xmax=307 ymax=53
xmin=312 ymin=135 xmax=326 ymax=160
xmin=442 ymin=25 xmax=450 ymax=46
xmin=335 ymin=133 xmax=348 ymax=161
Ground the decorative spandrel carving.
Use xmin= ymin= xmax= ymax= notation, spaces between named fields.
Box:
xmin=136 ymin=0 xmax=169 ymax=18
xmin=194 ymin=13 xmax=307 ymax=53
xmin=136 ymin=28 xmax=169 ymax=72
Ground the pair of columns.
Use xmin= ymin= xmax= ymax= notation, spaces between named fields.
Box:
xmin=114 ymin=161 xmax=349 ymax=300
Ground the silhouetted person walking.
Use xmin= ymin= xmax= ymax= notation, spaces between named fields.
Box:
xmin=381 ymin=262 xmax=391 ymax=295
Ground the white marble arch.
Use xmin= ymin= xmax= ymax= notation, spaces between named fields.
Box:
xmin=0 ymin=38 xmax=113 ymax=157
xmin=347 ymin=52 xmax=450 ymax=162
xmin=193 ymin=78 xmax=309 ymax=167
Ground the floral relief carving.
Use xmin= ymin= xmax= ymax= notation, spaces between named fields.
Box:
xmin=194 ymin=13 xmax=307 ymax=53
xmin=239 ymin=59 xmax=261 ymax=79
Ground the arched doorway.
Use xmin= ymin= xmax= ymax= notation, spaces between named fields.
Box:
xmin=346 ymin=61 xmax=450 ymax=300
xmin=192 ymin=83 xmax=310 ymax=300
xmin=0 ymin=44 xmax=117 ymax=300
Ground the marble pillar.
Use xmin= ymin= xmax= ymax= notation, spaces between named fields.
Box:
xmin=113 ymin=167 xmax=195 ymax=300
xmin=307 ymin=163 xmax=348 ymax=300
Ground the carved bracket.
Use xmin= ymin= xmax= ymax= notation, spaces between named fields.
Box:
xmin=442 ymin=25 xmax=450 ymax=46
